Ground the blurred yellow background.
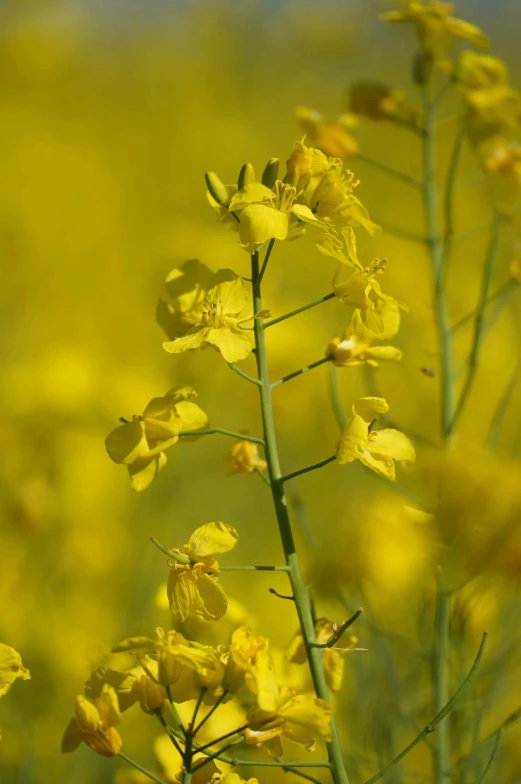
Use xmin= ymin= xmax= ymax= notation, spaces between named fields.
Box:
xmin=2 ymin=1 xmax=521 ymax=782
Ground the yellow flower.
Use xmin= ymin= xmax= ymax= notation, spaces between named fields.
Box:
xmin=296 ymin=160 xmax=380 ymax=236
xmin=332 ymin=257 xmax=408 ymax=338
xmin=225 ymin=441 xmax=267 ymax=475
xmin=111 ymin=629 xmax=225 ymax=703
xmin=105 ymin=386 xmax=208 ymax=492
xmin=510 ymin=257 xmax=521 ymax=283
xmin=287 ymin=619 xmax=358 ymax=693
xmin=296 ymin=107 xmax=358 ymax=159
xmin=0 ymin=644 xmax=31 ymax=698
xmin=166 ymin=522 xmax=239 ymax=622
xmin=335 ymin=397 xmax=415 ymax=480
xmin=326 ymin=311 xmax=403 ymax=368
xmin=157 ymin=259 xmax=214 ymax=340
xmin=61 ymin=684 xmax=122 ymax=757
xmin=163 ymin=270 xmax=254 ymax=363
xmin=348 ymin=82 xmax=420 ymax=129
xmin=228 ymin=179 xmax=322 ymax=255
xmin=244 ymin=686 xmax=332 ymax=757
xmin=382 ymin=2 xmax=488 ymax=64
xmin=222 ymin=626 xmax=279 ymax=711
xmin=482 ymin=138 xmax=521 ymax=183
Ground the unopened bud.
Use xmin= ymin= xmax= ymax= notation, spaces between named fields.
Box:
xmin=261 ymin=158 xmax=280 ymax=189
xmin=205 ymin=171 xmax=229 ymax=206
xmin=237 ymin=163 xmax=256 ymax=190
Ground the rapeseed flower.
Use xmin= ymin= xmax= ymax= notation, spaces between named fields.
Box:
xmin=382 ymin=2 xmax=488 ymax=65
xmin=105 ymin=386 xmax=208 ymax=491
xmin=348 ymin=82 xmax=420 ymax=129
xmin=244 ymin=687 xmax=332 ymax=756
xmin=296 ymin=107 xmax=358 ymax=159
xmin=111 ymin=628 xmax=224 ymax=703
xmin=157 ymin=259 xmax=214 ymax=341
xmin=0 ymin=644 xmax=30 ymax=698
xmin=225 ymin=441 xmax=267 ymax=475
xmin=287 ymin=619 xmax=359 ymax=693
xmin=335 ymin=397 xmax=415 ymax=480
xmin=222 ymin=626 xmax=278 ymax=711
xmin=61 ymin=685 xmax=122 ymax=757
xmin=165 ymin=522 xmax=239 ymax=622
xmin=326 ymin=311 xmax=402 ymax=368
xmin=163 ymin=270 xmax=254 ymax=362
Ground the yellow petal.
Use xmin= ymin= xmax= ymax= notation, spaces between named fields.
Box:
xmin=369 ymin=429 xmax=416 ymax=462
xmin=239 ymin=204 xmax=289 ymax=253
xmin=206 ymin=270 xmax=248 ymax=315
xmin=168 ymin=570 xmax=198 ymax=623
xmin=105 ymin=420 xmax=149 ymax=465
xmin=128 ymin=453 xmax=167 ymax=492
xmin=176 ymin=401 xmax=209 ymax=434
xmin=96 ymin=684 xmax=121 ymax=728
xmin=290 ymin=203 xmax=328 ymax=225
xmin=315 ymin=231 xmax=350 ymax=264
xmin=163 ymin=326 xmax=208 ymax=355
xmin=446 ymin=18 xmax=488 ymax=48
xmin=279 ymin=693 xmax=332 ymax=749
xmin=335 ymin=412 xmax=369 ymax=464
xmin=366 ymin=346 xmax=403 ymax=361
xmin=193 ymin=571 xmax=229 ymax=621
xmin=205 ymin=328 xmax=253 ymax=363
xmin=188 ymin=521 xmax=239 ymax=558
xmin=359 ymin=449 xmax=396 ymax=480
xmin=228 ymin=183 xmax=275 ymax=212
xmin=0 ymin=645 xmax=31 ymax=697
xmin=74 ymin=695 xmax=101 ymax=733
xmin=61 ymin=718 xmax=83 ymax=753
xmin=353 ymin=397 xmax=389 ymax=423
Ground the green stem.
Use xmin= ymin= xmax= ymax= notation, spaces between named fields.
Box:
xmin=179 ymin=428 xmax=264 ymax=445
xmin=235 ymin=761 xmax=331 ymax=768
xmin=191 ymin=738 xmax=245 ymax=773
xmin=450 ymin=278 xmax=516 ymax=333
xmin=251 ymin=251 xmax=349 ymax=784
xmin=228 ymin=363 xmax=262 ymax=385
xmin=363 ymin=632 xmax=487 ymax=784
xmin=117 ymin=752 xmax=166 ymax=784
xmin=451 ymin=211 xmax=501 ymax=430
xmin=150 ymin=537 xmax=191 ymax=565
xmin=353 ymin=151 xmax=423 ymax=190
xmin=258 ymin=238 xmax=275 ymax=286
xmin=451 ymin=705 xmax=521 ymax=772
xmin=486 ymin=360 xmax=521 ymax=451
xmin=443 ymin=122 xmax=465 ymax=249
xmin=155 ymin=709 xmax=184 ymax=757
xmin=271 ymin=355 xmax=333 ymax=388
xmin=264 ymin=292 xmax=335 ymax=329
xmin=281 ymin=456 xmax=336 ymax=484
xmin=219 ymin=564 xmax=290 ymax=571
xmin=421 ymin=84 xmax=454 ymax=444
xmin=190 ymin=688 xmax=207 ymax=731
xmin=193 ymin=691 xmax=229 ymax=735
xmin=196 ymin=725 xmax=248 ymax=755
xmin=434 ymin=575 xmax=451 ymax=784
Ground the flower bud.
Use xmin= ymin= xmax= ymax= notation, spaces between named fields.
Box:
xmin=237 ymin=163 xmax=256 ymax=190
xmin=261 ymin=158 xmax=280 ymax=189
xmin=205 ymin=171 xmax=229 ymax=206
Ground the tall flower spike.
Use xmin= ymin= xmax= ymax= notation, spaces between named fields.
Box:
xmin=163 ymin=270 xmax=255 ymax=363
xmin=335 ymin=397 xmax=415 ymax=480
xmin=105 ymin=387 xmax=208 ymax=491
xmin=166 ymin=522 xmax=239 ymax=622
xmin=61 ymin=685 xmax=122 ymax=757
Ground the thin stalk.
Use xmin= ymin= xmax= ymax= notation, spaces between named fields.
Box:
xmin=477 ymin=730 xmax=501 ymax=783
xmin=117 ymin=752 xmax=166 ymax=784
xmin=421 ymin=84 xmax=455 ymax=443
xmin=264 ymin=292 xmax=335 ymax=329
xmin=311 ymin=609 xmax=363 ymax=648
xmin=251 ymin=251 xmax=349 ymax=784
xmin=155 ymin=709 xmax=184 ymax=757
xmin=254 ymin=466 xmax=271 ymax=486
xmin=353 ymin=151 xmax=423 ymax=190
xmin=235 ymin=761 xmax=331 ymax=768
xmin=179 ymin=428 xmax=264 ymax=445
xmin=452 ymin=211 xmax=501 ymax=430
xmin=218 ymin=564 xmax=290 ymax=571
xmin=272 ymin=355 xmax=333 ymax=388
xmin=196 ymin=725 xmax=248 ymax=755
xmin=190 ymin=688 xmax=207 ymax=732
xmin=363 ymin=632 xmax=487 ymax=784
xmin=280 ymin=456 xmax=336 ymax=484
xmin=193 ymin=690 xmax=229 ymax=736
xmin=328 ymin=364 xmax=348 ymax=430
xmin=258 ymin=238 xmax=275 ymax=286
xmin=443 ymin=122 xmax=465 ymax=250
xmin=486 ymin=360 xmax=521 ymax=451
xmin=434 ymin=576 xmax=451 ymax=784
xmin=191 ymin=738 xmax=245 ymax=773
xmin=451 ymin=705 xmax=521 ymax=772
xmin=150 ymin=536 xmax=191 ymax=564
xmin=166 ymin=685 xmax=185 ymax=733
xmin=228 ymin=363 xmax=261 ymax=385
